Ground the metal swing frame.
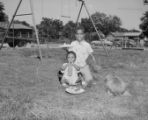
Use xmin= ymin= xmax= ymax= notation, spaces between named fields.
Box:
xmin=76 ymin=0 xmax=109 ymax=56
xmin=0 ymin=0 xmax=43 ymax=61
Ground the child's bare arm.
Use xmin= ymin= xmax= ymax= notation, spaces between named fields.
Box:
xmin=72 ymin=63 xmax=80 ymax=71
xmin=61 ymin=63 xmax=69 ymax=71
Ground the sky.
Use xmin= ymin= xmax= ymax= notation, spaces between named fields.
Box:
xmin=1 ymin=0 xmax=148 ymax=30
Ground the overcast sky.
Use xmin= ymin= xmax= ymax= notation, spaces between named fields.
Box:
xmin=1 ymin=0 xmax=148 ymax=30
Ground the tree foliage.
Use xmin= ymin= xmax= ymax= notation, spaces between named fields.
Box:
xmin=79 ymin=12 xmax=122 ymax=41
xmin=90 ymin=12 xmax=122 ymax=36
xmin=36 ymin=12 xmax=123 ymax=42
xmin=0 ymin=2 xmax=8 ymax=22
xmin=81 ymin=18 xmax=94 ymax=33
xmin=139 ymin=11 xmax=148 ymax=37
xmin=37 ymin=17 xmax=63 ymax=41
xmin=62 ymin=21 xmax=76 ymax=41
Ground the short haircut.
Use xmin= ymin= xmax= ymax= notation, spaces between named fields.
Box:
xmin=66 ymin=51 xmax=77 ymax=60
xmin=75 ymin=26 xmax=84 ymax=34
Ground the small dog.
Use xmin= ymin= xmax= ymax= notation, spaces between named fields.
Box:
xmin=105 ymin=74 xmax=127 ymax=96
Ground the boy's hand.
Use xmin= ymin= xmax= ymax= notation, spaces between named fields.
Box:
xmin=93 ymin=65 xmax=101 ymax=73
xmin=87 ymin=54 xmax=101 ymax=73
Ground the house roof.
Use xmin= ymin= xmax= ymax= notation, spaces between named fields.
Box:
xmin=0 ymin=22 xmax=32 ymax=30
xmin=111 ymin=32 xmax=124 ymax=37
xmin=111 ymin=32 xmax=141 ymax=37
xmin=123 ymin=32 xmax=141 ymax=37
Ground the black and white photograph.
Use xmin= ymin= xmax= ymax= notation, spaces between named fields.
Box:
xmin=144 ymin=0 xmax=148 ymax=4
xmin=0 ymin=0 xmax=148 ymax=120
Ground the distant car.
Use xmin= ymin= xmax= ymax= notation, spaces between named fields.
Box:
xmin=91 ymin=40 xmax=101 ymax=46
xmin=123 ymin=39 xmax=136 ymax=48
xmin=113 ymin=41 xmax=122 ymax=47
xmin=91 ymin=39 xmax=112 ymax=46
xmin=127 ymin=40 xmax=136 ymax=47
xmin=103 ymin=39 xmax=113 ymax=46
xmin=144 ymin=41 xmax=148 ymax=47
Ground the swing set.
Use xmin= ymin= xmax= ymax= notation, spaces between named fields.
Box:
xmin=0 ymin=0 xmax=109 ymax=61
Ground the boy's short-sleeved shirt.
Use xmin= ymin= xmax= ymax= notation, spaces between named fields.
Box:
xmin=68 ymin=40 xmax=93 ymax=67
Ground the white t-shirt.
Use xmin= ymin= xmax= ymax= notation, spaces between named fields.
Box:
xmin=62 ymin=63 xmax=79 ymax=85
xmin=68 ymin=40 xmax=93 ymax=67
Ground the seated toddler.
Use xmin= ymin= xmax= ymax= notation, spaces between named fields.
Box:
xmin=58 ymin=51 xmax=84 ymax=87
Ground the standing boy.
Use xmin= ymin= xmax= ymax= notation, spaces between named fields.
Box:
xmin=68 ymin=27 xmax=96 ymax=87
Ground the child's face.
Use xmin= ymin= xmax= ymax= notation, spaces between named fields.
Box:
xmin=76 ymin=29 xmax=84 ymax=42
xmin=67 ymin=53 xmax=76 ymax=63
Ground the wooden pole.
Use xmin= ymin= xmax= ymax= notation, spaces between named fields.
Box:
xmin=30 ymin=0 xmax=42 ymax=61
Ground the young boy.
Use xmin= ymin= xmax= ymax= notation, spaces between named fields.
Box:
xmin=67 ymin=27 xmax=96 ymax=86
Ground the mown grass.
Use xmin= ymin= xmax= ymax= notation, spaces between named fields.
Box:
xmin=0 ymin=47 xmax=148 ymax=120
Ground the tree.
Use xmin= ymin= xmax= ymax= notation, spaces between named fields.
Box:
xmin=62 ymin=21 xmax=76 ymax=41
xmin=0 ymin=2 xmax=8 ymax=22
xmin=108 ymin=16 xmax=122 ymax=33
xmin=90 ymin=12 xmax=122 ymax=36
xmin=37 ymin=17 xmax=63 ymax=41
xmin=139 ymin=11 xmax=148 ymax=37
xmin=81 ymin=18 xmax=94 ymax=33
xmin=79 ymin=12 xmax=122 ymax=41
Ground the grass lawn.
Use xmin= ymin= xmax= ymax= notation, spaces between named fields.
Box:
xmin=0 ymin=47 xmax=148 ymax=120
